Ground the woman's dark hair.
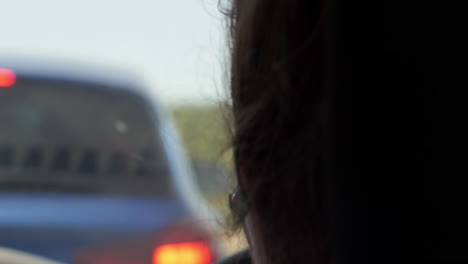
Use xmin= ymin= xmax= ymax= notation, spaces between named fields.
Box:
xmin=226 ymin=0 xmax=330 ymax=263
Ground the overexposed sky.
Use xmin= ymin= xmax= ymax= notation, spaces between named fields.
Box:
xmin=0 ymin=0 xmax=229 ymax=105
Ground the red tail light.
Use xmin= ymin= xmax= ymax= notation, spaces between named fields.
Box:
xmin=153 ymin=242 xmax=212 ymax=264
xmin=0 ymin=68 xmax=16 ymax=87
xmin=75 ymin=222 xmax=218 ymax=264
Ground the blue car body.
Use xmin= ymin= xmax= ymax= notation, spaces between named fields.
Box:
xmin=0 ymin=57 xmax=215 ymax=263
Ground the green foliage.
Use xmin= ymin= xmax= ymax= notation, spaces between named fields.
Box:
xmin=172 ymin=104 xmax=235 ymax=213
xmin=171 ymin=104 xmax=234 ymax=171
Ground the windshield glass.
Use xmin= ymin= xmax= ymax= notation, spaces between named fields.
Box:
xmin=0 ymin=82 xmax=170 ymax=195
xmin=0 ymin=0 xmax=245 ymax=262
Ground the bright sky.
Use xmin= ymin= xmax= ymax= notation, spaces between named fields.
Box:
xmin=0 ymin=0 xmax=229 ymax=105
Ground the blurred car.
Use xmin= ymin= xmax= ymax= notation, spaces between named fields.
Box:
xmin=0 ymin=57 xmax=220 ymax=264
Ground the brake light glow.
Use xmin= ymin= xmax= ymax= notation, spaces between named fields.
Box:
xmin=153 ymin=242 xmax=212 ymax=264
xmin=0 ymin=68 xmax=16 ymax=87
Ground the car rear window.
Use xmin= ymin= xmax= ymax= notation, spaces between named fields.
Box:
xmin=0 ymin=80 xmax=172 ymax=195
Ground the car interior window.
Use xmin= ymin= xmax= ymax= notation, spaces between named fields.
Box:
xmin=0 ymin=1 xmax=237 ymax=262
xmin=0 ymin=146 xmax=13 ymax=168
xmin=23 ymin=147 xmax=43 ymax=169
xmin=51 ymin=147 xmax=71 ymax=172
xmin=107 ymin=151 xmax=128 ymax=175
xmin=78 ymin=149 xmax=98 ymax=175
xmin=134 ymin=149 xmax=158 ymax=177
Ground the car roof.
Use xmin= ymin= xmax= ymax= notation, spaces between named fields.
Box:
xmin=0 ymin=55 xmax=145 ymax=92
